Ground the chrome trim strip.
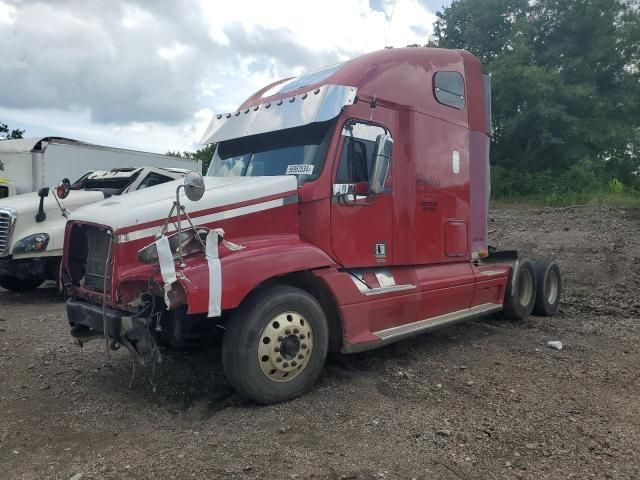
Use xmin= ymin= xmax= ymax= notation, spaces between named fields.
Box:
xmin=114 ymin=194 xmax=298 ymax=243
xmin=0 ymin=207 xmax=17 ymax=257
xmin=348 ymin=271 xmax=369 ymax=292
xmin=376 ymin=303 xmax=503 ymax=341
xmin=479 ymin=269 xmax=507 ymax=276
xmin=362 ymin=284 xmax=417 ymax=296
xmin=347 ymin=269 xmax=415 ymax=296
xmin=332 ymin=183 xmax=392 ymax=202
xmin=374 ymin=269 xmax=395 ymax=287
xmin=342 ymin=303 xmax=503 ymax=354
xmin=332 ymin=183 xmax=357 ymax=197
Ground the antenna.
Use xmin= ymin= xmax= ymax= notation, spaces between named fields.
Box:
xmin=383 ymin=0 xmax=399 ymax=49
xmin=371 ymin=0 xmax=399 ymax=121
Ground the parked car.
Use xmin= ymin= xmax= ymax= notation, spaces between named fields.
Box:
xmin=0 ymin=166 xmax=187 ymax=291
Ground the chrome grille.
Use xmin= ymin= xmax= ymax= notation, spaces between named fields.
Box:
xmin=0 ymin=208 xmax=16 ymax=257
xmin=82 ymin=227 xmax=112 ymax=292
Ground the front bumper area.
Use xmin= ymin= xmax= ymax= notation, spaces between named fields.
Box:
xmin=67 ymin=298 xmax=156 ymax=365
xmin=67 ymin=298 xmax=127 ymax=338
xmin=0 ymin=256 xmax=61 ymax=281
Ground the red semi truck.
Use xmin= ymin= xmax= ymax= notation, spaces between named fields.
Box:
xmin=62 ymin=48 xmax=561 ymax=404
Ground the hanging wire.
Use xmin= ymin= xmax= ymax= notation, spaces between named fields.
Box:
xmin=102 ymin=233 xmax=113 ymax=363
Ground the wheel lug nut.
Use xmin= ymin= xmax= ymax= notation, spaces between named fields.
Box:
xmin=278 ymin=336 xmax=283 ymax=342
xmin=299 ymin=334 xmax=305 ymax=339
xmin=301 ymin=344 xmax=307 ymax=349
xmin=283 ymin=362 xmax=289 ymax=368
xmin=298 ymin=354 xmax=304 ymax=359
xmin=274 ymin=347 xmax=280 ymax=352
xmin=285 ymin=329 xmax=291 ymax=335
xmin=276 ymin=357 xmax=282 ymax=362
xmin=293 ymin=328 xmax=299 ymax=334
xmin=291 ymin=361 xmax=297 ymax=366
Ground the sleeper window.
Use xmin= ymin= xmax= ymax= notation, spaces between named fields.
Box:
xmin=434 ymin=71 xmax=465 ymax=109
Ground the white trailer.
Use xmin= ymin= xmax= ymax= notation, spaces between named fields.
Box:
xmin=0 ymin=137 xmax=201 ymax=198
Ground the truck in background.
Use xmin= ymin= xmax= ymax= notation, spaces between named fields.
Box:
xmin=0 ymin=137 xmax=201 ymax=198
xmin=61 ymin=48 xmax=561 ymax=404
xmin=0 ymin=167 xmax=189 ymax=291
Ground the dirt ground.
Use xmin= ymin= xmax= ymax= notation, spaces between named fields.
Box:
xmin=1 ymin=205 xmax=639 ymax=480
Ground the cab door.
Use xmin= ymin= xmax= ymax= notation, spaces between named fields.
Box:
xmin=330 ymin=120 xmax=393 ymax=268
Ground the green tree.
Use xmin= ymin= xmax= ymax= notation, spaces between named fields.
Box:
xmin=433 ymin=0 xmax=640 ymax=188
xmin=167 ymin=143 xmax=216 ymax=174
xmin=0 ymin=122 xmax=25 ymax=140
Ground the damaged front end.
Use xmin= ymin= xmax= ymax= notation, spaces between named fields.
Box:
xmin=62 ymin=221 xmax=170 ymax=366
xmin=62 ymin=172 xmax=226 ymax=365
xmin=67 ymin=298 xmax=161 ymax=365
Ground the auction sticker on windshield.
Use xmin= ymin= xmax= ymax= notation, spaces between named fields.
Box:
xmin=286 ymin=164 xmax=314 ymax=175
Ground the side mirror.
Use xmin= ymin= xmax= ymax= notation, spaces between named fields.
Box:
xmin=35 ymin=187 xmax=50 ymax=223
xmin=56 ymin=178 xmax=71 ymax=200
xmin=183 ymin=171 xmax=205 ymax=202
xmin=369 ymin=134 xmax=393 ymax=194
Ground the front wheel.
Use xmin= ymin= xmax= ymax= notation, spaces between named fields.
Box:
xmin=0 ymin=274 xmax=45 ymax=292
xmin=222 ymin=285 xmax=329 ymax=404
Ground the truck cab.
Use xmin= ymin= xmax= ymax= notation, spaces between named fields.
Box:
xmin=62 ymin=48 xmax=561 ymax=404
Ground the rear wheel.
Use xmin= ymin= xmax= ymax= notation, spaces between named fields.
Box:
xmin=0 ymin=274 xmax=45 ymax=292
xmin=533 ymin=259 xmax=561 ymax=316
xmin=222 ymin=285 xmax=329 ymax=404
xmin=502 ymin=257 xmax=536 ymax=320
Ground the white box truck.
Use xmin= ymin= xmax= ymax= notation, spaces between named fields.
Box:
xmin=0 ymin=136 xmax=200 ymax=198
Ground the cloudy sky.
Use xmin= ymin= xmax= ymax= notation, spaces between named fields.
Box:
xmin=0 ymin=0 xmax=450 ymax=154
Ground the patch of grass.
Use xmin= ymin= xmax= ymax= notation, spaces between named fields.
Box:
xmin=491 ymin=192 xmax=640 ymax=209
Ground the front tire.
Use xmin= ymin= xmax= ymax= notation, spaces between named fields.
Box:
xmin=502 ymin=257 xmax=537 ymax=320
xmin=0 ymin=274 xmax=45 ymax=292
xmin=222 ymin=285 xmax=329 ymax=404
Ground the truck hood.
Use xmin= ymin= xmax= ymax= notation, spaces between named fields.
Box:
xmin=69 ymin=176 xmax=299 ymax=235
xmin=0 ymin=189 xmax=104 ymax=216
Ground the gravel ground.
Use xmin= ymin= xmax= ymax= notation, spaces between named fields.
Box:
xmin=1 ymin=205 xmax=639 ymax=480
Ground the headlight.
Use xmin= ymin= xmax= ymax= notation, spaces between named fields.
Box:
xmin=137 ymin=229 xmax=207 ymax=264
xmin=13 ymin=233 xmax=49 ymax=253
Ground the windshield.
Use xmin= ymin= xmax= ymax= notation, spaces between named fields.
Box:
xmin=70 ymin=170 xmax=142 ymax=196
xmin=207 ymin=119 xmax=336 ymax=185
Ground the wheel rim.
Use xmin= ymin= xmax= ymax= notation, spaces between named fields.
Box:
xmin=546 ymin=269 xmax=559 ymax=305
xmin=518 ymin=268 xmax=533 ymax=306
xmin=257 ymin=311 xmax=313 ymax=382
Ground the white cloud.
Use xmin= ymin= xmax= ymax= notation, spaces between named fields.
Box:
xmin=121 ymin=5 xmax=151 ymax=29
xmin=0 ymin=1 xmax=16 ymax=24
xmin=0 ymin=0 xmax=442 ymax=154
xmin=158 ymin=43 xmax=189 ymax=60
xmin=201 ymin=0 xmax=434 ymax=55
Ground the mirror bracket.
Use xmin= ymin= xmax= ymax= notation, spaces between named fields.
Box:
xmin=35 ymin=187 xmax=49 ymax=223
xmin=368 ymin=134 xmax=393 ymax=195
xmin=159 ymin=172 xmax=206 ymax=266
